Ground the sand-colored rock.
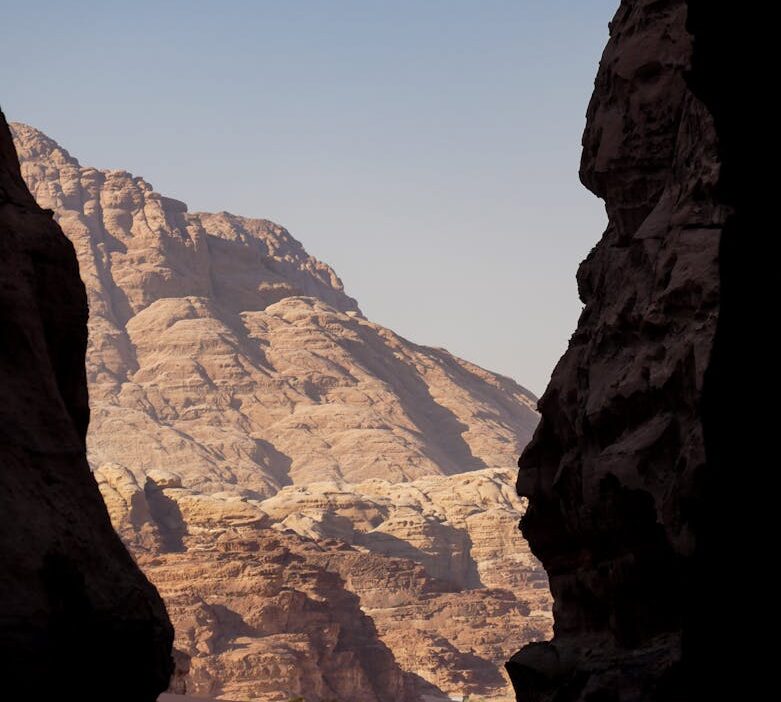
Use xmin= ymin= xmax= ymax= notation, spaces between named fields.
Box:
xmin=265 ymin=470 xmax=551 ymax=698
xmin=10 ymin=121 xmax=539 ymax=497
xmin=263 ymin=468 xmax=550 ymax=602
xmin=0 ymin=110 xmax=172 ymax=701
xmin=97 ymin=465 xmax=436 ymax=702
xmin=100 ymin=466 xmax=549 ymax=701
xmin=11 ymin=122 xmax=548 ymax=700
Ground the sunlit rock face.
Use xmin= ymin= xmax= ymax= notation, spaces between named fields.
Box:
xmin=12 ymin=122 xmax=548 ymax=700
xmin=262 ymin=468 xmax=552 ymax=697
xmin=507 ymin=1 xmax=731 ymax=700
xmin=96 ymin=465 xmax=552 ymax=701
xmin=0 ymin=110 xmax=173 ymax=701
xmin=96 ymin=465 xmax=422 ymax=702
xmin=12 ymin=119 xmax=540 ymax=497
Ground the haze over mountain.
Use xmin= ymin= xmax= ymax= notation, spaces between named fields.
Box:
xmin=11 ymin=122 xmax=550 ymax=701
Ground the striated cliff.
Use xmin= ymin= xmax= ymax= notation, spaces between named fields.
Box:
xmin=0 ymin=110 xmax=173 ymax=698
xmin=96 ymin=463 xmax=550 ymax=700
xmin=96 ymin=464 xmax=423 ymax=702
xmin=263 ymin=468 xmax=552 ymax=697
xmin=10 ymin=120 xmax=540 ymax=496
xmin=10 ymin=122 xmax=549 ymax=699
xmin=508 ymin=1 xmax=734 ymax=700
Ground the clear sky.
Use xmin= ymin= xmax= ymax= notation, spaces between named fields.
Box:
xmin=1 ymin=0 xmax=616 ymax=396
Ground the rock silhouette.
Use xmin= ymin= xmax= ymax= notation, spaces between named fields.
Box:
xmin=507 ymin=1 xmax=746 ymax=699
xmin=0 ymin=109 xmax=173 ymax=700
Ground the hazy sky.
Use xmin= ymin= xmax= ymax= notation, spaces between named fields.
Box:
xmin=2 ymin=0 xmax=616 ymax=395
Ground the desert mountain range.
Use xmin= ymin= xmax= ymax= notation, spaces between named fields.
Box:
xmin=11 ymin=122 xmax=550 ymax=701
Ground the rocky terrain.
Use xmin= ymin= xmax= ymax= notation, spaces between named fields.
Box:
xmin=97 ymin=464 xmax=422 ymax=702
xmin=507 ymin=1 xmax=735 ymax=700
xmin=0 ymin=110 xmax=172 ymax=700
xmin=11 ymin=123 xmax=549 ymax=700
xmin=11 ymin=119 xmax=540 ymax=498
xmin=97 ymin=464 xmax=549 ymax=700
xmin=262 ymin=468 xmax=552 ymax=696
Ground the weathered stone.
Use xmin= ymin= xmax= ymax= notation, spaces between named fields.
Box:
xmin=11 ymin=121 xmax=547 ymax=700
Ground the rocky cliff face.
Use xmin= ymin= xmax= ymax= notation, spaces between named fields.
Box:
xmin=507 ymin=1 xmax=729 ymax=700
xmin=96 ymin=465 xmax=422 ymax=702
xmin=11 ymin=122 xmax=548 ymax=700
xmin=96 ymin=465 xmax=550 ymax=701
xmin=263 ymin=469 xmax=552 ymax=697
xmin=10 ymin=120 xmax=540 ymax=497
xmin=0 ymin=110 xmax=173 ymax=699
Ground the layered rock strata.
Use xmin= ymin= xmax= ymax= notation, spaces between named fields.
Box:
xmin=11 ymin=119 xmax=541 ymax=497
xmin=96 ymin=464 xmax=422 ymax=702
xmin=507 ymin=1 xmax=731 ymax=699
xmin=11 ymin=123 xmax=548 ymax=699
xmin=263 ymin=468 xmax=552 ymax=697
xmin=0 ymin=109 xmax=173 ymax=700
xmin=97 ymin=465 xmax=552 ymax=700
xmin=98 ymin=465 xmax=550 ymax=700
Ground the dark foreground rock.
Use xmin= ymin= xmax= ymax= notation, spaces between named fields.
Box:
xmin=506 ymin=0 xmax=751 ymax=699
xmin=0 ymin=108 xmax=173 ymax=700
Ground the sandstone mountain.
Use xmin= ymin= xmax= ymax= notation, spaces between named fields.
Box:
xmin=98 ymin=465 xmax=550 ymax=700
xmin=0 ymin=109 xmax=172 ymax=700
xmin=12 ymin=119 xmax=539 ymax=497
xmin=11 ymin=122 xmax=548 ymax=700
xmin=97 ymin=464 xmax=422 ymax=702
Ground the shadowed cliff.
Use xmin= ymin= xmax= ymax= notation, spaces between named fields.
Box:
xmin=0 ymin=108 xmax=173 ymax=700
xmin=506 ymin=1 xmax=740 ymax=699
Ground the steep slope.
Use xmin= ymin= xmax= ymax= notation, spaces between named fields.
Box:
xmin=10 ymin=123 xmax=547 ymax=699
xmin=11 ymin=120 xmax=539 ymax=496
xmin=0 ymin=109 xmax=173 ymax=699
xmin=507 ymin=1 xmax=728 ymax=700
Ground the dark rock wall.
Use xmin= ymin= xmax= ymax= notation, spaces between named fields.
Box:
xmin=506 ymin=1 xmax=738 ymax=699
xmin=0 ymin=108 xmax=173 ymax=699
xmin=685 ymin=3 xmax=757 ymax=701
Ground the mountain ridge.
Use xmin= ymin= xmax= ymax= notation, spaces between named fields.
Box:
xmin=11 ymin=119 xmax=539 ymax=497
xmin=11 ymin=119 xmax=548 ymax=700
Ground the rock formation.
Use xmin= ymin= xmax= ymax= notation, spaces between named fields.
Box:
xmin=96 ymin=465 xmax=422 ymax=702
xmin=96 ymin=463 xmax=550 ymax=700
xmin=263 ymin=469 xmax=552 ymax=697
xmin=11 ymin=119 xmax=540 ymax=498
xmin=96 ymin=464 xmax=552 ymax=700
xmin=10 ymin=122 xmax=548 ymax=699
xmin=507 ymin=1 xmax=737 ymax=699
xmin=0 ymin=110 xmax=173 ymax=699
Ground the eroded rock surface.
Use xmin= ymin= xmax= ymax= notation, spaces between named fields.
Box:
xmin=98 ymin=465 xmax=552 ymax=700
xmin=508 ymin=1 xmax=728 ymax=700
xmin=11 ymin=123 xmax=548 ymax=699
xmin=11 ymin=119 xmax=540 ymax=497
xmin=263 ymin=469 xmax=552 ymax=698
xmin=0 ymin=110 xmax=173 ymax=700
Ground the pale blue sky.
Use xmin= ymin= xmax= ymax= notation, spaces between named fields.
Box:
xmin=1 ymin=0 xmax=616 ymax=395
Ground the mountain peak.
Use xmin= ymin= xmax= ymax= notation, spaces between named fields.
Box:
xmin=10 ymin=121 xmax=80 ymax=167
xmin=11 ymin=122 xmax=544 ymax=699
